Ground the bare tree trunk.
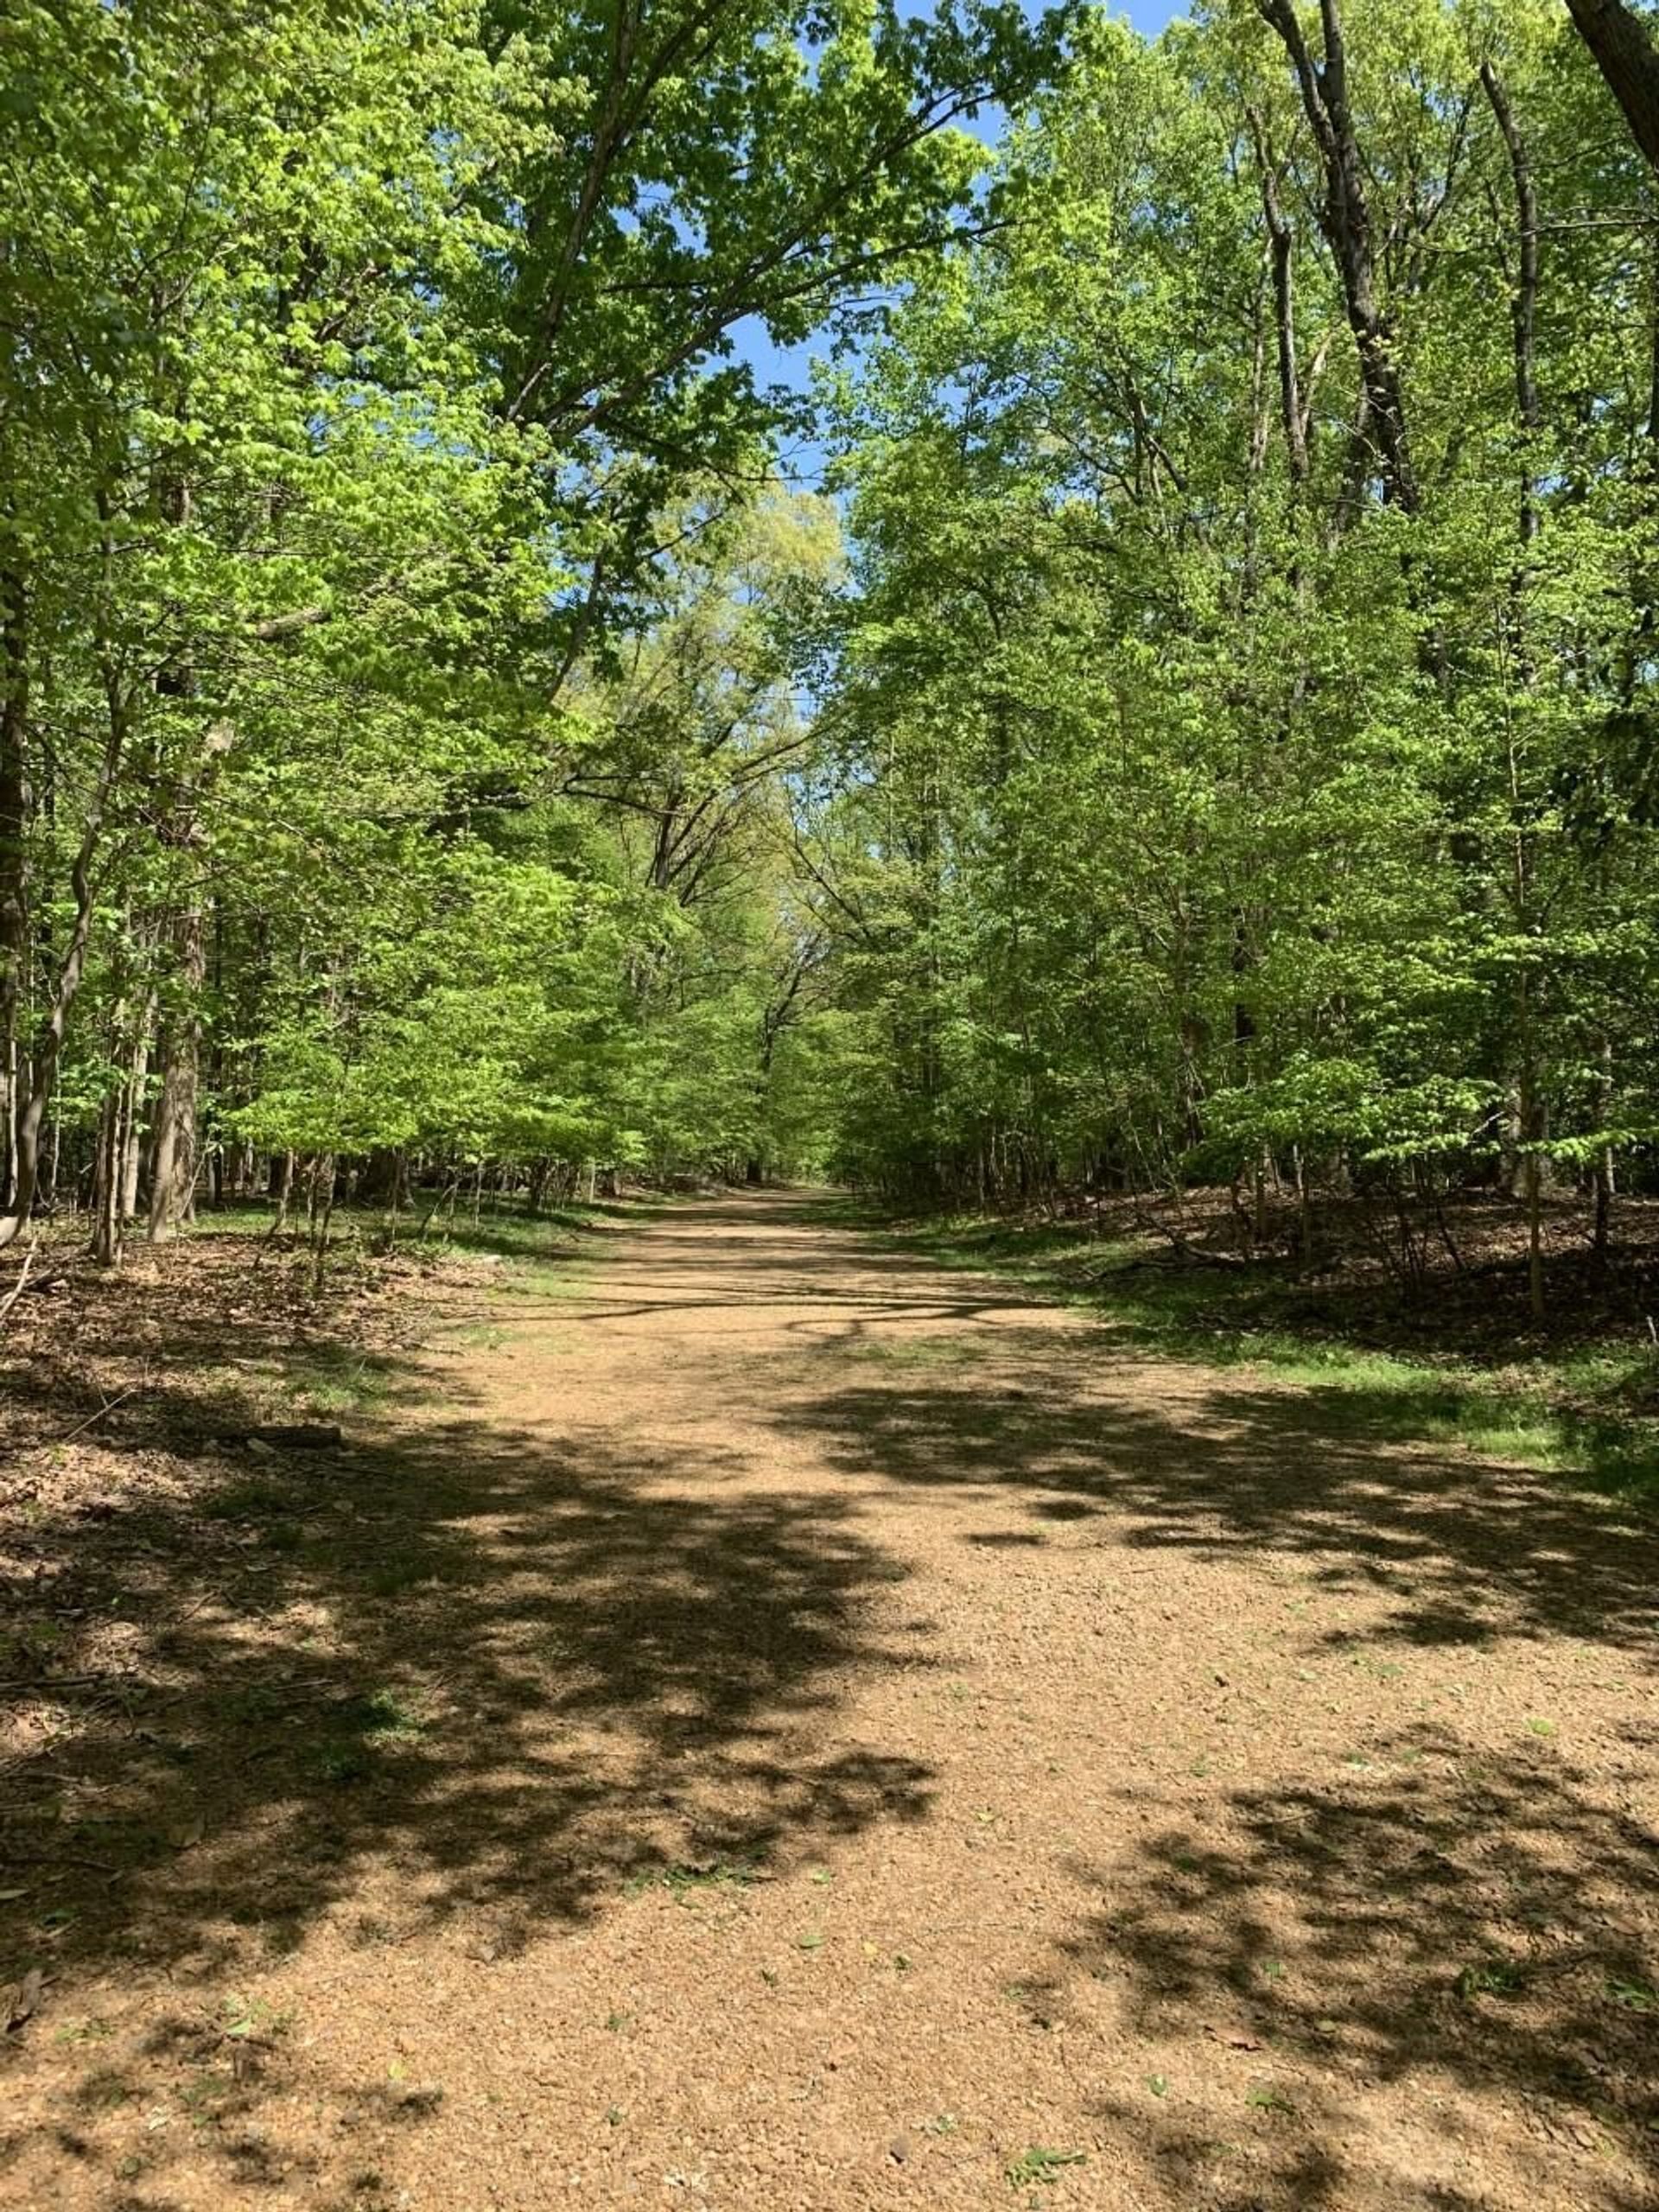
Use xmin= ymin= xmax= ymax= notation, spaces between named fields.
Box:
xmin=1566 ymin=0 xmax=1659 ymax=175
xmin=1513 ymin=897 xmax=1546 ymax=1326
xmin=0 ymin=563 xmax=29 ymax=1219
xmin=310 ymin=1154 xmax=337 ymax=1293
xmin=1249 ymin=113 xmax=1311 ymax=489
xmin=1483 ymin=53 xmax=1548 ymax=1323
xmin=270 ymin=1147 xmax=295 ymax=1228
xmin=41 ymin=1095 xmax=59 ymax=1211
xmin=120 ymin=1110 xmax=145 ymax=1223
xmin=1256 ymin=0 xmax=1419 ymax=512
xmin=0 ymin=708 xmax=129 ymax=1249
xmin=1293 ymin=1144 xmax=1313 ymax=1265
xmin=379 ymin=1147 xmax=409 ymax=1250
xmin=147 ymin=901 xmax=205 ymax=1242
xmin=119 ymin=996 xmax=154 ymax=1221
xmin=1481 ymin=61 xmax=1540 ymax=544
xmin=1592 ymin=1035 xmax=1617 ymax=1261
xmin=91 ymin=1072 xmax=125 ymax=1268
xmin=1 ymin=1033 xmax=15 ymax=1217
xmin=1524 ymin=1143 xmax=1546 ymax=1325
xmin=1592 ymin=1144 xmax=1615 ymax=1260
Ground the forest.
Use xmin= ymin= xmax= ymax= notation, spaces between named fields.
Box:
xmin=4 ymin=0 xmax=1659 ymax=1314
xmin=6 ymin=5 xmax=1659 ymax=2208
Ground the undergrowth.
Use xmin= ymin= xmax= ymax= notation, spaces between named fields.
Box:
xmin=862 ymin=1210 xmax=1659 ymax=1507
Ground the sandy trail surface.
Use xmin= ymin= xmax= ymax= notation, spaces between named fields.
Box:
xmin=3 ymin=1191 xmax=1657 ymax=2211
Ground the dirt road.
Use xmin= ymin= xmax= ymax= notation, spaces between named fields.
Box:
xmin=4 ymin=1192 xmax=1656 ymax=2210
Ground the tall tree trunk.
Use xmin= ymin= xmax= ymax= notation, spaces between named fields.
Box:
xmin=119 ymin=1001 xmax=154 ymax=1222
xmin=0 ymin=563 xmax=29 ymax=1219
xmin=0 ymin=702 xmax=129 ymax=1249
xmin=41 ymin=1095 xmax=60 ymax=1211
xmin=1484 ymin=54 xmax=1549 ymax=1322
xmin=1566 ymin=0 xmax=1659 ymax=175
xmin=91 ymin=995 xmax=140 ymax=1269
xmin=1480 ymin=61 xmax=1541 ymax=545
xmin=1248 ymin=114 xmax=1311 ymax=490
xmin=147 ymin=901 xmax=205 ymax=1241
xmin=91 ymin=1084 xmax=124 ymax=1268
xmin=1592 ymin=1033 xmax=1617 ymax=1261
xmin=270 ymin=1147 xmax=295 ymax=1232
xmin=1256 ymin=0 xmax=1419 ymax=512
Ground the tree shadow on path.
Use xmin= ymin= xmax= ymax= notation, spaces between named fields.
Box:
xmin=787 ymin=1354 xmax=1659 ymax=1656
xmin=785 ymin=1344 xmax=1659 ymax=2206
xmin=1057 ymin=1732 xmax=1659 ymax=2210
xmin=0 ymin=1348 xmax=931 ymax=2202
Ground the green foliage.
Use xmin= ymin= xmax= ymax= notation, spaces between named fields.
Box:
xmin=9 ymin=0 xmax=1659 ymax=1314
xmin=1006 ymin=2145 xmax=1087 ymax=2187
xmin=1456 ymin=1956 xmax=1529 ymax=2000
xmin=3 ymin=0 xmax=1058 ymax=1226
xmin=791 ymin=0 xmax=1659 ymax=1265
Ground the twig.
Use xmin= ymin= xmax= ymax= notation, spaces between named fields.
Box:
xmin=0 ymin=1674 xmax=127 ymax=1691
xmin=0 ymin=1240 xmax=37 ymax=1330
xmin=160 ymin=1591 xmax=218 ymax=1632
xmin=54 ymin=1383 xmax=140 ymax=1446
xmin=0 ymin=1849 xmax=125 ymax=1875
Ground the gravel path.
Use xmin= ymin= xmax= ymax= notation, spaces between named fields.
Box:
xmin=4 ymin=1192 xmax=1657 ymax=2211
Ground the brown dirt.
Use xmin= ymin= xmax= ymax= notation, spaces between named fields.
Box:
xmin=3 ymin=1191 xmax=1657 ymax=2211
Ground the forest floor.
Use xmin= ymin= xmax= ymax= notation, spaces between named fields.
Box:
xmin=2 ymin=1191 xmax=1657 ymax=2212
xmin=875 ymin=1187 xmax=1659 ymax=1507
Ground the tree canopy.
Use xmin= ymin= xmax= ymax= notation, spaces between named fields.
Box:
xmin=4 ymin=0 xmax=1659 ymax=1314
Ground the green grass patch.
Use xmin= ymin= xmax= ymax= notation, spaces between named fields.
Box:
xmin=450 ymin=1322 xmax=510 ymax=1350
xmin=1456 ymin=1955 xmax=1529 ymax=2000
xmin=302 ymin=1685 xmax=430 ymax=1786
xmin=160 ymin=1189 xmax=668 ymax=1296
xmin=624 ymin=1854 xmax=767 ymax=1902
xmin=1006 ymin=2146 xmax=1086 ymax=2188
xmin=845 ymin=1332 xmax=976 ymax=1369
xmin=283 ymin=1344 xmax=397 ymax=1417
xmin=499 ymin=1258 xmax=596 ymax=1301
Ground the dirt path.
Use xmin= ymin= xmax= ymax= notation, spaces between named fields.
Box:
xmin=4 ymin=1192 xmax=1658 ymax=2211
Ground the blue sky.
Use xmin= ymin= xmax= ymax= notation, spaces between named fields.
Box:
xmin=1106 ymin=0 xmax=1184 ymax=31
xmin=738 ymin=1 xmax=1189 ymax=480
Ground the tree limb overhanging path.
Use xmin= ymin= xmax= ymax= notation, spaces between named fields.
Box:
xmin=4 ymin=1193 xmax=1658 ymax=2210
